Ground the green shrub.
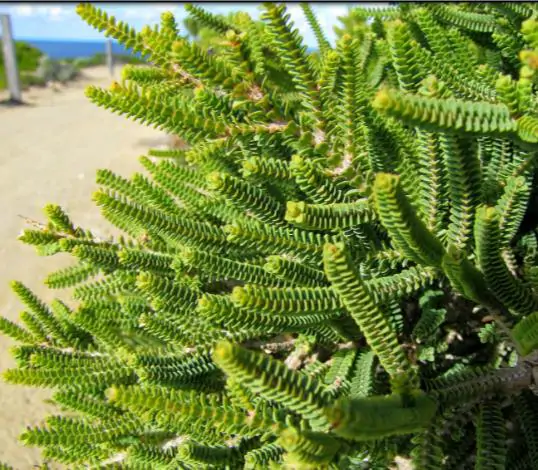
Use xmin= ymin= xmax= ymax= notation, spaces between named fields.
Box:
xmin=1 ymin=41 xmax=43 ymax=71
xmin=66 ymin=52 xmax=146 ymax=69
xmin=0 ymin=39 xmax=145 ymax=90
xmin=2 ymin=2 xmax=538 ymax=468
xmin=0 ymin=40 xmax=43 ymax=89
xmin=33 ymin=56 xmax=80 ymax=84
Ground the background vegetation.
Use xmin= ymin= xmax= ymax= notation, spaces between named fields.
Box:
xmin=0 ymin=40 xmax=145 ymax=90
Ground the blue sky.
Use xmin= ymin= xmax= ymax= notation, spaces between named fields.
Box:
xmin=0 ymin=3 xmax=371 ymax=47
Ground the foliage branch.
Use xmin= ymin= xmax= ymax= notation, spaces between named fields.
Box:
xmin=3 ymin=2 xmax=538 ymax=468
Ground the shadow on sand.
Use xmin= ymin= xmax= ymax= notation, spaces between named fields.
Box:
xmin=0 ymin=98 xmax=35 ymax=108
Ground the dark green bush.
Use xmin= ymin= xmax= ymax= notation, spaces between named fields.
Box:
xmin=3 ymin=2 xmax=538 ymax=469
xmin=0 ymin=40 xmax=43 ymax=89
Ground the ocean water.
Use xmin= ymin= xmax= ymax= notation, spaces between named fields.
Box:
xmin=17 ymin=38 xmax=140 ymax=60
xmin=16 ymin=38 xmax=316 ymax=61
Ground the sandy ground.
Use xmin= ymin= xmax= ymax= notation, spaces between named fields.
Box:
xmin=0 ymin=66 xmax=168 ymax=468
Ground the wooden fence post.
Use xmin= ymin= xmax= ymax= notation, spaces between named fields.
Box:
xmin=0 ymin=14 xmax=22 ymax=103
xmin=106 ymin=38 xmax=114 ymax=77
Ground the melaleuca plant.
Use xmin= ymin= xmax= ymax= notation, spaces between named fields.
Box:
xmin=4 ymin=2 xmax=538 ymax=468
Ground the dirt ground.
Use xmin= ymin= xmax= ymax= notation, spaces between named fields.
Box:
xmin=0 ymin=66 xmax=167 ymax=468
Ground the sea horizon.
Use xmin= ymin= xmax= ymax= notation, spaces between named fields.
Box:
xmin=5 ymin=37 xmax=139 ymax=60
xmin=17 ymin=37 xmax=118 ymax=43
xmin=2 ymin=37 xmax=316 ymax=60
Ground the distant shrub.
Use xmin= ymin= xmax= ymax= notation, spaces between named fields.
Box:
xmin=33 ymin=56 xmax=82 ymax=84
xmin=0 ymin=40 xmax=43 ymax=89
xmin=0 ymin=40 xmax=144 ymax=90
xmin=67 ymin=52 xmax=146 ymax=68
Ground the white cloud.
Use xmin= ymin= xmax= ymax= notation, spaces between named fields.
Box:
xmin=325 ymin=5 xmax=350 ymax=21
xmin=123 ymin=8 xmax=155 ymax=20
xmin=288 ymin=5 xmax=309 ymax=35
xmin=47 ymin=6 xmax=68 ymax=22
xmin=12 ymin=5 xmax=35 ymax=17
xmin=316 ymin=5 xmax=349 ymax=45
xmin=0 ymin=3 xmax=386 ymax=46
xmin=7 ymin=4 xmax=74 ymax=21
xmin=121 ymin=5 xmax=182 ymax=22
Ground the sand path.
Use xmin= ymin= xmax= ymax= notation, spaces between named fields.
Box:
xmin=0 ymin=66 xmax=168 ymax=468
